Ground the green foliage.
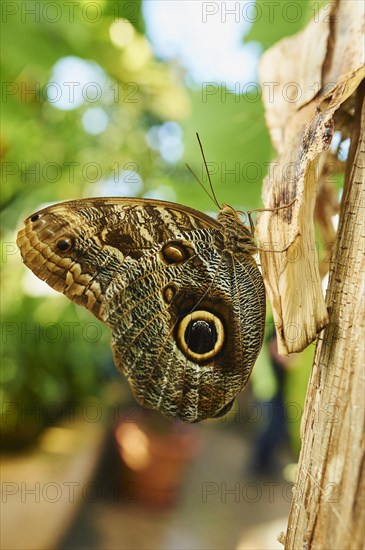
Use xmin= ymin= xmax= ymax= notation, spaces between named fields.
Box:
xmin=284 ymin=345 xmax=314 ymax=453
xmin=181 ymin=88 xmax=270 ymax=210
xmin=1 ymin=0 xmax=187 ymax=220
xmin=1 ymin=246 xmax=112 ymax=447
xmin=244 ymin=0 xmax=323 ymax=49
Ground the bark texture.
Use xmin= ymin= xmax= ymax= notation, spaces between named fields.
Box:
xmin=284 ymin=82 xmax=365 ymax=550
xmin=259 ymin=1 xmax=365 ymax=547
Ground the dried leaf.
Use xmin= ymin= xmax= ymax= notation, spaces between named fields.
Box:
xmin=257 ymin=0 xmax=365 ymax=353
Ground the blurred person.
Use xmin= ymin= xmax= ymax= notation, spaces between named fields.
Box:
xmin=247 ymin=330 xmax=292 ymax=477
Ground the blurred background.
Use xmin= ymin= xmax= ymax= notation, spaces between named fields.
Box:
xmin=1 ymin=1 xmax=333 ymax=549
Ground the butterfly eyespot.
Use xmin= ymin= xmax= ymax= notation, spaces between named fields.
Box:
xmin=162 ymin=284 xmax=177 ymax=304
xmin=160 ymin=241 xmax=194 ymax=264
xmin=31 ymin=214 xmax=41 ymax=222
xmin=176 ymin=310 xmax=225 ymax=363
xmin=56 ymin=238 xmax=73 ymax=252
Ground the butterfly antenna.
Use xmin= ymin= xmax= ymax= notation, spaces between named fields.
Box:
xmin=185 ymin=163 xmax=216 ymax=205
xmin=195 ymin=133 xmax=221 ymax=209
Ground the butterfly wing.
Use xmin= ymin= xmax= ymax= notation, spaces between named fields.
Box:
xmin=16 ymin=198 xmax=218 ymax=318
xmin=17 ymin=197 xmax=265 ymax=422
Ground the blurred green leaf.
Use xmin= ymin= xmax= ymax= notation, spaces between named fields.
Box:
xmin=244 ymin=0 xmax=321 ymax=49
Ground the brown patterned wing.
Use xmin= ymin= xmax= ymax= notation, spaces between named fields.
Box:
xmin=16 ymin=198 xmax=219 ymax=319
xmin=17 ymin=197 xmax=265 ymax=422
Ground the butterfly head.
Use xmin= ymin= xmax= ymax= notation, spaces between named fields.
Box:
xmin=218 ymin=205 xmax=257 ymax=255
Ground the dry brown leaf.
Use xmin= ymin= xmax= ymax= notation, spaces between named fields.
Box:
xmin=257 ymin=0 xmax=365 ymax=354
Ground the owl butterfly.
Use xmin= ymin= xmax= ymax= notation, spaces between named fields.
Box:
xmin=17 ymin=142 xmax=273 ymax=423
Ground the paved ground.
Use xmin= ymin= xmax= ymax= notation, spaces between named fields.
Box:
xmin=2 ymin=387 xmax=295 ymax=550
xmin=58 ymin=424 xmax=293 ymax=550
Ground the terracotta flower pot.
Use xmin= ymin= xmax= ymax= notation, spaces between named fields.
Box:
xmin=115 ymin=412 xmax=202 ymax=507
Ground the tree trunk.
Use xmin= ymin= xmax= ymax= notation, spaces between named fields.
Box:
xmin=284 ymin=82 xmax=365 ymax=550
